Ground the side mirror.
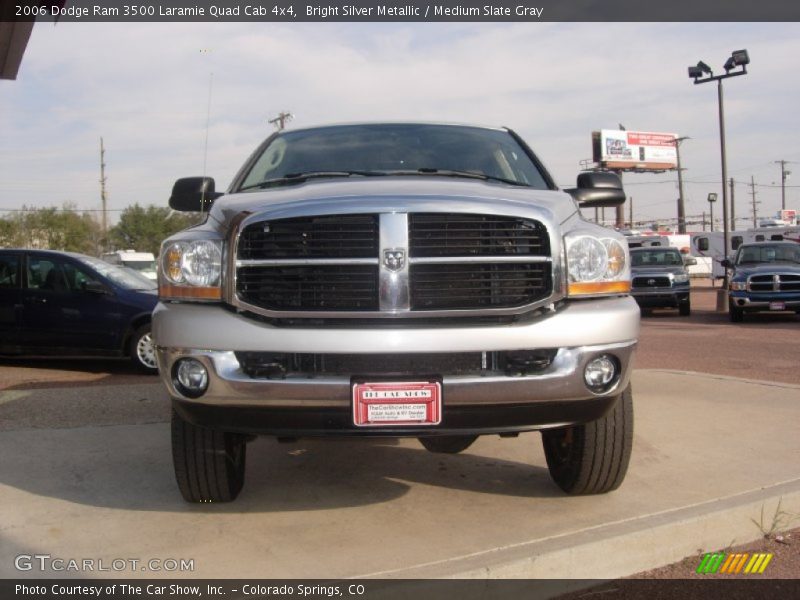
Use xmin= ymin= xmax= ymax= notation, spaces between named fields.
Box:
xmin=683 ymin=257 xmax=697 ymax=266
xmin=566 ymin=171 xmax=626 ymax=207
xmin=83 ymin=280 xmax=111 ymax=295
xmin=720 ymin=259 xmax=732 ymax=269
xmin=169 ymin=177 xmax=223 ymax=212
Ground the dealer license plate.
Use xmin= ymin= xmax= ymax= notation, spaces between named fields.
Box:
xmin=769 ymin=301 xmax=786 ymax=311
xmin=352 ymin=381 xmax=442 ymax=427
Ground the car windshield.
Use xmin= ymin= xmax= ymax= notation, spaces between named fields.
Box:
xmin=78 ymin=256 xmax=157 ymax=290
xmin=237 ymin=124 xmax=551 ymax=191
xmin=735 ymin=244 xmax=800 ymax=265
xmin=631 ymin=249 xmax=683 ymax=267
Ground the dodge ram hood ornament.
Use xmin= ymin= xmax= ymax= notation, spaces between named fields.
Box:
xmin=383 ymin=248 xmax=406 ymax=272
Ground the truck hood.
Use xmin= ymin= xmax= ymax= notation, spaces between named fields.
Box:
xmin=207 ymin=177 xmax=579 ymax=229
xmin=631 ymin=266 xmax=688 ymax=277
xmin=732 ymin=263 xmax=800 ymax=277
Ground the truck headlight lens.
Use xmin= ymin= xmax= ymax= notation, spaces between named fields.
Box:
xmin=674 ymin=273 xmax=690 ymax=284
xmin=160 ymin=240 xmax=223 ymax=301
xmin=565 ymin=233 xmax=631 ymax=297
xmin=730 ymin=281 xmax=747 ymax=291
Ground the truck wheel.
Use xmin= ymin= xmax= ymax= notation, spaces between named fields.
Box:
xmin=419 ymin=435 xmax=477 ymax=454
xmin=679 ymin=300 xmax=691 ymax=317
xmin=541 ymin=384 xmax=633 ymax=495
xmin=171 ymin=409 xmax=247 ymax=503
xmin=729 ymin=301 xmax=744 ymax=323
xmin=130 ymin=323 xmax=158 ymax=373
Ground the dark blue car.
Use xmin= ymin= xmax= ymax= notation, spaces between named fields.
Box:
xmin=725 ymin=241 xmax=800 ymax=322
xmin=0 ymin=249 xmax=159 ymax=372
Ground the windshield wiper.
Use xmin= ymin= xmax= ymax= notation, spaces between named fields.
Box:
xmin=239 ymin=170 xmax=386 ymax=191
xmin=387 ymin=168 xmax=530 ymax=187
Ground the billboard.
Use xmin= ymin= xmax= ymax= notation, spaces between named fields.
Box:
xmin=592 ymin=130 xmax=678 ymax=171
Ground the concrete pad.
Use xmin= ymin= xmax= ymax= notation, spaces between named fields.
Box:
xmin=1 ymin=370 xmax=799 ymax=579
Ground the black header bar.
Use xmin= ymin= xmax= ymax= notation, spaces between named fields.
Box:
xmin=5 ymin=0 xmax=800 ymax=23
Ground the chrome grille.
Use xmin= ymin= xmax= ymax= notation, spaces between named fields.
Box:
xmin=748 ymin=274 xmax=800 ymax=292
xmin=234 ymin=212 xmax=553 ymax=315
xmin=632 ymin=276 xmax=671 ymax=288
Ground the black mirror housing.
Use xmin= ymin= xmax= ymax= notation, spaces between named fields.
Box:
xmin=84 ymin=280 xmax=110 ymax=295
xmin=566 ymin=171 xmax=626 ymax=208
xmin=169 ymin=177 xmax=223 ymax=212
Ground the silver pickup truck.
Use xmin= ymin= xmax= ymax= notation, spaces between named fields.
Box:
xmin=154 ymin=123 xmax=639 ymax=503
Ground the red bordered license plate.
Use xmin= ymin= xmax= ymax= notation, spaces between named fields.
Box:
xmin=769 ymin=301 xmax=786 ymax=311
xmin=352 ymin=381 xmax=442 ymax=427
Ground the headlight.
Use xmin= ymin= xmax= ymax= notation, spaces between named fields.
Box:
xmin=730 ymin=281 xmax=747 ymax=291
xmin=565 ymin=233 xmax=631 ymax=297
xmin=674 ymin=273 xmax=690 ymax=284
xmin=160 ymin=239 xmax=223 ymax=301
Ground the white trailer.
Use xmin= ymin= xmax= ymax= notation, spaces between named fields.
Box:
xmin=691 ymin=226 xmax=800 ymax=279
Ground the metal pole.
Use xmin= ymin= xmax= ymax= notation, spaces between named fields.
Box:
xmin=676 ymin=139 xmax=687 ymax=233
xmin=718 ymin=79 xmax=730 ymax=287
xmin=730 ymin=177 xmax=735 ymax=231
xmin=709 ymin=201 xmax=714 ymax=231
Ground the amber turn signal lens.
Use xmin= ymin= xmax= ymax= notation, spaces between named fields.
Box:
xmin=568 ymin=281 xmax=631 ymax=296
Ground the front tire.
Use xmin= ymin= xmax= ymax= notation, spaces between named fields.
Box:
xmin=541 ymin=384 xmax=633 ymax=495
xmin=679 ymin=300 xmax=691 ymax=317
xmin=419 ymin=435 xmax=478 ymax=454
xmin=171 ymin=409 xmax=247 ymax=503
xmin=729 ymin=301 xmax=744 ymax=323
xmin=130 ymin=323 xmax=158 ymax=373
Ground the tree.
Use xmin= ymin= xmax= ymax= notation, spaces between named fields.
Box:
xmin=108 ymin=204 xmax=198 ymax=256
xmin=0 ymin=204 xmax=101 ymax=254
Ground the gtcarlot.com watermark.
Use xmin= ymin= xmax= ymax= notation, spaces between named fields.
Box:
xmin=15 ymin=554 xmax=195 ymax=573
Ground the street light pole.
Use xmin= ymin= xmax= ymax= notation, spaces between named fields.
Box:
xmin=689 ymin=49 xmax=749 ymax=288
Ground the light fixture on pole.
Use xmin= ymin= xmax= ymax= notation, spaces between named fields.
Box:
xmin=689 ymin=49 xmax=749 ymax=286
xmin=707 ymin=192 xmax=717 ymax=231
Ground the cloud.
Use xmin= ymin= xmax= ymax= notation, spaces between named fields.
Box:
xmin=1 ymin=21 xmax=799 ymax=225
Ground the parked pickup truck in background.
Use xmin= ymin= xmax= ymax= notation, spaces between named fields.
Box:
xmin=154 ymin=122 xmax=640 ymax=503
xmin=629 ymin=246 xmax=695 ymax=316
xmin=724 ymin=241 xmax=800 ymax=322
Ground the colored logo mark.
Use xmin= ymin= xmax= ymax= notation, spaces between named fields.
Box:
xmin=696 ymin=552 xmax=773 ymax=574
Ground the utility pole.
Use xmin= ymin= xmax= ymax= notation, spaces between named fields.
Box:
xmin=749 ymin=175 xmax=758 ymax=228
xmin=628 ymin=197 xmax=633 ymax=229
xmin=775 ymin=160 xmax=793 ymax=210
xmin=729 ymin=177 xmax=735 ymax=231
xmin=99 ymin=137 xmax=107 ymax=244
xmin=268 ymin=111 xmax=293 ymax=131
xmin=674 ymin=136 xmax=689 ymax=233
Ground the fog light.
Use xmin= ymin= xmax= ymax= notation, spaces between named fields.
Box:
xmin=174 ymin=358 xmax=208 ymax=398
xmin=584 ymin=355 xmax=618 ymax=393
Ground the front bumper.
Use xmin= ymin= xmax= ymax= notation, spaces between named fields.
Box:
xmin=153 ymin=296 xmax=639 ymax=435
xmin=631 ymin=287 xmax=690 ymax=308
xmin=728 ymin=291 xmax=800 ymax=310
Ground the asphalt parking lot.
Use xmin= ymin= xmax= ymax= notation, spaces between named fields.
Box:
xmin=1 ymin=280 xmax=799 ymax=580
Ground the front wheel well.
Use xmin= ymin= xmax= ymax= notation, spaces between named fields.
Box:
xmin=122 ymin=314 xmax=152 ymax=356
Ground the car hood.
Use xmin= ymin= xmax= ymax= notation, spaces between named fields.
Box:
xmin=207 ymin=177 xmax=580 ymax=229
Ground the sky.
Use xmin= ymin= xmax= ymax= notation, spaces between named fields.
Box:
xmin=1 ymin=21 xmax=799 ymax=230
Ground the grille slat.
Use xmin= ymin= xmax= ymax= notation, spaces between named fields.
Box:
xmin=410 ymin=263 xmax=550 ymax=310
xmin=238 ymin=215 xmax=379 ymax=259
xmin=409 ymin=213 xmax=550 ymax=258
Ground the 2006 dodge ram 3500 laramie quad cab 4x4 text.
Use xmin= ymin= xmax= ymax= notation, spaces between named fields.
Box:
xmin=154 ymin=123 xmax=640 ymax=503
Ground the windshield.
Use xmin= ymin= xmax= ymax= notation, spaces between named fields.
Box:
xmin=78 ymin=256 xmax=157 ymax=290
xmin=735 ymin=244 xmax=800 ymax=265
xmin=631 ymin=249 xmax=684 ymax=267
xmin=237 ymin=124 xmax=551 ymax=190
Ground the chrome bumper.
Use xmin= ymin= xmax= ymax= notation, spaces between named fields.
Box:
xmin=153 ymin=296 xmax=639 ymax=413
